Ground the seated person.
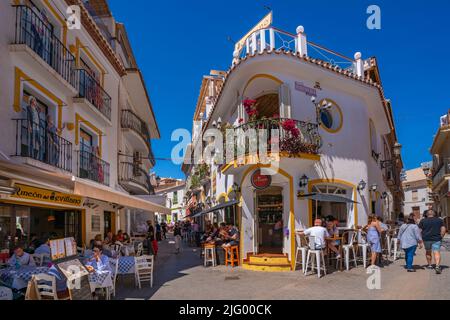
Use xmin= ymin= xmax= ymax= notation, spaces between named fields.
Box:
xmin=122 ymin=232 xmax=131 ymax=243
xmin=8 ymin=246 xmax=36 ymax=267
xmin=103 ymin=231 xmax=113 ymax=245
xmin=222 ymin=224 xmax=240 ymax=248
xmin=299 ymin=219 xmax=341 ymax=259
xmin=377 ymin=216 xmax=389 ymax=231
xmin=86 ymin=245 xmax=112 ymax=273
xmin=326 ymin=218 xmax=340 ymax=246
xmin=34 ymin=238 xmax=51 ymax=256
xmin=116 ymin=230 xmax=125 ymax=242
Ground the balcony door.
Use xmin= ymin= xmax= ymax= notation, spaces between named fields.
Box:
xmin=79 ymin=129 xmax=93 ymax=179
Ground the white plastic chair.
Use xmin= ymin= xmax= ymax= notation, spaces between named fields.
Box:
xmin=342 ymin=231 xmax=357 ymax=271
xmin=134 ymin=255 xmax=154 ymax=289
xmin=356 ymin=230 xmax=370 ymax=268
xmin=389 ymin=228 xmax=401 ymax=261
xmin=109 ymin=258 xmax=119 ymax=297
xmin=295 ymin=233 xmax=308 ymax=273
xmin=33 ymin=274 xmax=58 ymax=300
xmin=304 ymin=236 xmax=327 ymax=278
xmin=136 ymin=242 xmax=143 ymax=257
xmin=0 ymin=286 xmax=13 ymax=300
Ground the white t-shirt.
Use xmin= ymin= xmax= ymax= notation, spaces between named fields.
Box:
xmin=304 ymin=226 xmax=330 ymax=249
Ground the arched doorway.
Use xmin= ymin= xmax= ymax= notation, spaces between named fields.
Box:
xmin=254 ymin=93 xmax=279 ymax=119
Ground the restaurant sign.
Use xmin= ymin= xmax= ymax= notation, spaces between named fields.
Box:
xmin=11 ymin=184 xmax=83 ymax=207
xmin=295 ymin=82 xmax=317 ymax=97
xmin=251 ymin=170 xmax=272 ymax=190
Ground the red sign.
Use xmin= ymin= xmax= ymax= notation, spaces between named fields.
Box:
xmin=251 ymin=170 xmax=272 ymax=190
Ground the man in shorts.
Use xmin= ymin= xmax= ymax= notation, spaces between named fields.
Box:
xmin=419 ymin=210 xmax=447 ymax=274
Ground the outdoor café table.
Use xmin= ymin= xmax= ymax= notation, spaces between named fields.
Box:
xmin=0 ymin=266 xmax=50 ymax=290
xmin=325 ymin=236 xmax=344 ymax=271
xmin=88 ymin=270 xmax=113 ymax=299
xmin=117 ymin=256 xmax=135 ymax=275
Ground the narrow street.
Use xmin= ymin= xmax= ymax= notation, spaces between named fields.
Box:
xmin=115 ymin=234 xmax=450 ymax=300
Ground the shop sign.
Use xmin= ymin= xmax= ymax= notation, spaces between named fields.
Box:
xmin=11 ymin=184 xmax=83 ymax=207
xmin=251 ymin=170 xmax=272 ymax=190
xmin=295 ymin=82 xmax=317 ymax=97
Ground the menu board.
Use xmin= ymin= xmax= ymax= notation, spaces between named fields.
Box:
xmin=64 ymin=237 xmax=77 ymax=257
xmin=50 ymin=239 xmax=66 ymax=261
xmin=56 ymin=258 xmax=89 ymax=281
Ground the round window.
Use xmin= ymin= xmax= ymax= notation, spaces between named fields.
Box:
xmin=318 ymin=99 xmax=343 ymax=133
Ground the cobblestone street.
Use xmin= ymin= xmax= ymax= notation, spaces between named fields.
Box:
xmin=114 ymin=234 xmax=450 ymax=300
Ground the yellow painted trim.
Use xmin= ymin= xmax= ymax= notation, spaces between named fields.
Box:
xmin=239 ymin=164 xmax=295 ymax=270
xmin=222 ymin=153 xmax=320 ymax=175
xmin=74 ymin=38 xmax=106 ymax=86
xmin=307 ymin=178 xmax=358 ymax=228
xmin=0 ymin=199 xmax=79 ymax=211
xmin=75 ymin=113 xmax=103 ymax=157
xmin=13 ymin=67 xmax=64 ymax=130
xmin=242 ymin=263 xmax=291 ymax=272
xmin=318 ymin=98 xmax=343 ymax=134
xmin=216 ymin=192 xmax=229 ymax=202
xmin=81 ymin=209 xmax=86 ymax=246
xmin=242 ymin=74 xmax=283 ymax=97
xmin=42 ymin=0 xmax=68 ymax=47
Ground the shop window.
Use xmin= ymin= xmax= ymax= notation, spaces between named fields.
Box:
xmin=91 ymin=215 xmax=101 ymax=232
xmin=312 ymin=185 xmax=351 ymax=226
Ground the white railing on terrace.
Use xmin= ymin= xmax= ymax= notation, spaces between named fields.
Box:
xmin=233 ymin=26 xmax=360 ymax=75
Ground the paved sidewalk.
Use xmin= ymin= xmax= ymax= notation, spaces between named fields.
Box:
xmin=115 ymin=234 xmax=450 ymax=300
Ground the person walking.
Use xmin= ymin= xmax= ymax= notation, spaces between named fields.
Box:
xmin=419 ymin=210 xmax=447 ymax=274
xmin=398 ymin=213 xmax=423 ymax=272
xmin=364 ymin=214 xmax=383 ymax=267
xmin=173 ymin=223 xmax=182 ymax=254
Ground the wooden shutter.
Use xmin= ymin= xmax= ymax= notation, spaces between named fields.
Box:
xmin=278 ymin=84 xmax=291 ymax=118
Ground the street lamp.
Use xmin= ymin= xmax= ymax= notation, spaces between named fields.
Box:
xmin=299 ymin=174 xmax=309 ymax=188
xmin=370 ymin=184 xmax=378 ymax=192
xmin=357 ymin=180 xmax=366 ymax=191
xmin=393 ymin=142 xmax=402 ymax=157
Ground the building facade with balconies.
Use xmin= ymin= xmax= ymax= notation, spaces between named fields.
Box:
xmin=0 ymin=0 xmax=168 ymax=249
xmin=182 ymin=13 xmax=404 ymax=271
xmin=430 ymin=110 xmax=450 ymax=223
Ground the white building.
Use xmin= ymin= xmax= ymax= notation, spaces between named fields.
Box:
xmin=183 ymin=14 xmax=403 ymax=271
xmin=430 ymin=110 xmax=450 ymax=225
xmin=0 ymin=0 xmax=169 ymax=248
xmin=154 ymin=178 xmax=186 ymax=223
xmin=402 ymin=167 xmax=432 ymax=219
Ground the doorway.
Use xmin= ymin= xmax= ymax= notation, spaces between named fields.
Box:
xmin=255 ymin=186 xmax=284 ymax=254
xmin=104 ymin=211 xmax=115 ymax=237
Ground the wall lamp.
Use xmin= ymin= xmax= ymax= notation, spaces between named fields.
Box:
xmin=357 ymin=180 xmax=366 ymax=191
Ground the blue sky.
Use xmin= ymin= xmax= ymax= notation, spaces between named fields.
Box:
xmin=108 ymin=0 xmax=450 ymax=179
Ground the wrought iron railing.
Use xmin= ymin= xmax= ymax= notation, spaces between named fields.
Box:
xmin=14 ymin=119 xmax=72 ymax=172
xmin=78 ymin=150 xmax=110 ymax=186
xmin=432 ymin=158 xmax=450 ymax=187
xmin=220 ymin=118 xmax=321 ymax=162
xmin=381 ymin=160 xmax=397 ymax=186
xmin=13 ymin=5 xmax=76 ymax=87
xmin=76 ymin=69 xmax=112 ymax=120
xmin=119 ymin=162 xmax=154 ymax=194
xmin=235 ymin=27 xmax=356 ymax=71
xmin=121 ymin=110 xmax=155 ymax=167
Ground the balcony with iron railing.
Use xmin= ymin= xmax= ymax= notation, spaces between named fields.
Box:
xmin=13 ymin=5 xmax=76 ymax=88
xmin=432 ymin=158 xmax=450 ymax=188
xmin=78 ymin=150 xmax=110 ymax=186
xmin=380 ymin=160 xmax=398 ymax=187
xmin=13 ymin=119 xmax=73 ymax=172
xmin=217 ymin=118 xmax=321 ymax=165
xmin=121 ymin=110 xmax=155 ymax=167
xmin=119 ymin=162 xmax=154 ymax=195
xmin=76 ymin=69 xmax=112 ymax=121
xmin=234 ymin=26 xmax=362 ymax=74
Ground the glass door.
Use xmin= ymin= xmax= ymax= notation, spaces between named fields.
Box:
xmin=255 ymin=187 xmax=284 ymax=254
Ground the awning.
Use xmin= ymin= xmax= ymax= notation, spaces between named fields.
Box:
xmin=74 ymin=181 xmax=170 ymax=214
xmin=191 ymin=200 xmax=239 ymax=218
xmin=298 ymin=193 xmax=358 ymax=204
